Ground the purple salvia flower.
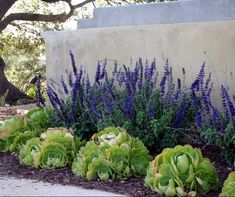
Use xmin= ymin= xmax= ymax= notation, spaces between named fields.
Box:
xmin=222 ymin=85 xmax=235 ymax=117
xmin=196 ymin=111 xmax=202 ymax=128
xmin=85 ymin=76 xmax=90 ymax=94
xmin=100 ymin=59 xmax=107 ymax=80
xmin=221 ymin=85 xmax=230 ymax=119
xmin=164 ymin=59 xmax=170 ymax=77
xmin=125 ymin=96 xmax=134 ymax=117
xmin=95 ymin=61 xmax=101 ymax=84
xmin=144 ymin=60 xmax=149 ymax=81
xmin=71 ymin=69 xmax=83 ymax=115
xmin=197 ymin=62 xmax=205 ymax=89
xmin=160 ymin=76 xmax=166 ymax=100
xmin=147 ymin=103 xmax=155 ymax=118
xmin=148 ymin=59 xmax=156 ymax=82
xmin=112 ymin=60 xmax=118 ymax=76
xmin=47 ymin=87 xmax=63 ymax=108
xmin=182 ymin=67 xmax=186 ymax=90
xmin=69 ymin=72 xmax=73 ymax=87
xmin=60 ymin=75 xmax=69 ymax=95
xmin=138 ymin=58 xmax=143 ymax=90
xmin=69 ymin=50 xmax=77 ymax=76
xmin=36 ymin=77 xmax=45 ymax=107
xmin=177 ymin=78 xmax=181 ymax=90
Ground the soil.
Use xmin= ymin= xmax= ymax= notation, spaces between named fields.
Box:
xmin=0 ymin=145 xmax=233 ymax=197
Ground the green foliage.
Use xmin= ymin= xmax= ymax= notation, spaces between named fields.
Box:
xmin=9 ymin=131 xmax=35 ymax=152
xmin=40 ymin=128 xmax=76 ymax=158
xmin=72 ymin=127 xmax=152 ymax=181
xmin=19 ymin=137 xmax=41 ymax=166
xmin=201 ymin=123 xmax=235 ymax=165
xmin=0 ymin=139 xmax=6 ymax=151
xmin=18 ymin=128 xmax=78 ymax=169
xmin=0 ymin=115 xmax=27 ymax=136
xmin=220 ymin=172 xmax=235 ymax=197
xmin=26 ymin=108 xmax=50 ymax=133
xmin=34 ymin=142 xmax=68 ymax=169
xmin=0 ymin=108 xmax=51 ymax=152
xmin=145 ymin=145 xmax=219 ymax=197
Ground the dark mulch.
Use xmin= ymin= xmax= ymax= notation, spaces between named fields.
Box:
xmin=0 ymin=144 xmax=233 ymax=197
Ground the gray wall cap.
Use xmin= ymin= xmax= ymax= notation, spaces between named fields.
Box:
xmin=77 ymin=0 xmax=235 ymax=29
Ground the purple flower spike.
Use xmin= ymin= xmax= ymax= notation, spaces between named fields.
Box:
xmin=69 ymin=49 xmax=77 ymax=76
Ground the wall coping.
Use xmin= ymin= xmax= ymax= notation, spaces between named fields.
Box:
xmin=77 ymin=0 xmax=235 ymax=29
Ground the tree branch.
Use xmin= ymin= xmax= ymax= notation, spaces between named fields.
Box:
xmin=0 ymin=0 xmax=94 ymax=33
xmin=0 ymin=0 xmax=17 ymax=21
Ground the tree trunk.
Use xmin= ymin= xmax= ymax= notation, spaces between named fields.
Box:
xmin=0 ymin=57 xmax=33 ymax=105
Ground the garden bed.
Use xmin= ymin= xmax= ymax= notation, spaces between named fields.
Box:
xmin=0 ymin=144 xmax=232 ymax=197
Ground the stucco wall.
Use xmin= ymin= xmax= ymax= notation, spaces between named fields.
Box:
xmin=42 ymin=20 xmax=235 ymax=99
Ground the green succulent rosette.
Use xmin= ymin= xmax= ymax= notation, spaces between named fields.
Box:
xmin=91 ymin=127 xmax=131 ymax=146
xmin=9 ymin=131 xmax=35 ymax=152
xmin=145 ymin=145 xmax=219 ymax=197
xmin=219 ymin=171 xmax=235 ymax=197
xmin=72 ymin=127 xmax=152 ymax=181
xmin=129 ymin=138 xmax=152 ymax=176
xmin=19 ymin=137 xmax=41 ymax=166
xmin=72 ymin=141 xmax=102 ymax=178
xmin=25 ymin=108 xmax=49 ymax=133
xmin=86 ymin=158 xmax=113 ymax=181
xmin=34 ymin=142 xmax=68 ymax=169
xmin=0 ymin=115 xmax=27 ymax=137
xmin=41 ymin=128 xmax=76 ymax=159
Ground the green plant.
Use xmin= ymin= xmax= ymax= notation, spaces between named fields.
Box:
xmin=40 ymin=128 xmax=76 ymax=158
xmin=0 ymin=108 xmax=52 ymax=152
xmin=18 ymin=128 xmax=78 ymax=169
xmin=72 ymin=127 xmax=152 ymax=181
xmin=220 ymin=171 xmax=235 ymax=197
xmin=201 ymin=123 xmax=235 ymax=166
xmin=9 ymin=131 xmax=35 ymax=152
xmin=145 ymin=145 xmax=219 ymax=197
xmin=34 ymin=142 xmax=68 ymax=169
xmin=19 ymin=137 xmax=41 ymax=166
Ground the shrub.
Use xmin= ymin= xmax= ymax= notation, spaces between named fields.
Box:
xmin=145 ymin=145 xmax=218 ymax=197
xmin=43 ymin=53 xmax=200 ymax=150
xmin=72 ymin=127 xmax=152 ymax=181
xmin=220 ymin=171 xmax=235 ymax=197
xmin=200 ymin=85 xmax=235 ymax=165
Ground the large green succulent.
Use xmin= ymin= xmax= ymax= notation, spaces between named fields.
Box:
xmin=18 ymin=128 xmax=77 ymax=169
xmin=25 ymin=108 xmax=49 ymax=133
xmin=145 ymin=145 xmax=219 ymax=197
xmin=34 ymin=142 xmax=68 ymax=169
xmin=220 ymin=171 xmax=235 ymax=197
xmin=91 ymin=127 xmax=131 ymax=146
xmin=19 ymin=137 xmax=41 ymax=166
xmin=40 ymin=128 xmax=76 ymax=159
xmin=72 ymin=127 xmax=152 ymax=181
xmin=0 ymin=108 xmax=49 ymax=152
xmin=9 ymin=131 xmax=35 ymax=152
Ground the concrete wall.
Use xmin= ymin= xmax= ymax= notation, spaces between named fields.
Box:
xmin=42 ymin=0 xmax=235 ymax=98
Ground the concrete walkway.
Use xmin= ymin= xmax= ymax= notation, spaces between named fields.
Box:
xmin=0 ymin=176 xmax=123 ymax=196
